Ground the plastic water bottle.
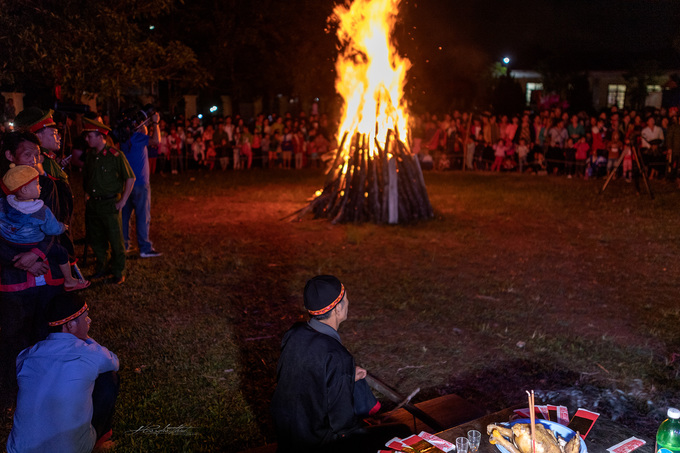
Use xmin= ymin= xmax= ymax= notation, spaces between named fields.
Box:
xmin=657 ymin=407 xmax=680 ymax=453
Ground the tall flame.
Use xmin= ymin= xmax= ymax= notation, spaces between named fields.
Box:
xmin=333 ymin=0 xmax=411 ymax=156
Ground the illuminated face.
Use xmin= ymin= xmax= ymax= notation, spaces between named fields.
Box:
xmin=85 ymin=131 xmax=106 ymax=150
xmin=19 ymin=179 xmax=41 ymax=200
xmin=68 ymin=310 xmax=91 ymax=340
xmin=6 ymin=141 xmax=39 ymax=167
xmin=336 ymin=294 xmax=349 ymax=324
xmin=36 ymin=127 xmax=61 ymax=152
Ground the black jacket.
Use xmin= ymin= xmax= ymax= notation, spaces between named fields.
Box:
xmin=271 ymin=321 xmax=360 ymax=452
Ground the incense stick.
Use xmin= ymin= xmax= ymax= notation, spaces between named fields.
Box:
xmin=526 ymin=390 xmax=536 ymax=453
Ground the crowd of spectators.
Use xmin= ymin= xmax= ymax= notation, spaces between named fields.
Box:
xmin=4 ymin=98 xmax=680 ymax=185
xmin=116 ymin=111 xmax=335 ymax=174
xmin=136 ymin=104 xmax=680 ymax=186
xmin=413 ymin=105 xmax=680 ymax=183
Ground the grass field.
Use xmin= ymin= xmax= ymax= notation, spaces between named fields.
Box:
xmin=2 ymin=168 xmax=679 ymax=452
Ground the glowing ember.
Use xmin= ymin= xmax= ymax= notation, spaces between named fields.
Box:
xmin=333 ymin=0 xmax=410 ymax=157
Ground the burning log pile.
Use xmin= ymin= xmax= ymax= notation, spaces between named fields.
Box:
xmin=294 ymin=0 xmax=434 ymax=224
xmin=300 ymin=130 xmax=433 ymax=224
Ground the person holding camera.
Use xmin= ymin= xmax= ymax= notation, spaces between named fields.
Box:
xmin=118 ymin=108 xmax=162 ymax=258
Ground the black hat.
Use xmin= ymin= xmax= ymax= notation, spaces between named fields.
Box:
xmin=47 ymin=293 xmax=88 ymax=327
xmin=304 ymin=275 xmax=345 ymax=316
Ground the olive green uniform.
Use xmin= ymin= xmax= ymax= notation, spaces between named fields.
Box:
xmin=40 ymin=149 xmax=69 ymax=182
xmin=83 ymin=145 xmax=135 ymax=278
xmin=40 ymin=148 xmax=76 ymax=258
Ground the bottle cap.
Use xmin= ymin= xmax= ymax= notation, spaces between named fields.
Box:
xmin=669 ymin=408 xmax=680 ymax=419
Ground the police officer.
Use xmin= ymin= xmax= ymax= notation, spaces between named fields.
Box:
xmin=82 ymin=118 xmax=135 ymax=284
xmin=13 ymin=108 xmax=77 ymax=262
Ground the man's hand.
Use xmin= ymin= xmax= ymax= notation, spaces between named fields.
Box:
xmin=13 ymin=251 xmax=39 ymax=270
xmin=354 ymin=366 xmax=367 ymax=381
xmin=27 ymin=261 xmax=49 ymax=276
xmin=115 ymin=199 xmax=125 ymax=211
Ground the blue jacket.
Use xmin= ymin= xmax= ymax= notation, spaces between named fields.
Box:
xmin=0 ymin=197 xmax=65 ymax=244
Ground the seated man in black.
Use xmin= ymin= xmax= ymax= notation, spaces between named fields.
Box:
xmin=271 ymin=275 xmax=409 ymax=452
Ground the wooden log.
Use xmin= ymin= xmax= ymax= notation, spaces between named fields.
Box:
xmin=324 ymin=131 xmax=349 ymax=186
xmin=368 ymin=151 xmax=381 ymax=222
xmin=395 ymin=141 xmax=433 ymax=219
xmin=388 ymin=150 xmax=398 ymax=224
xmin=297 ymin=127 xmax=433 ymax=224
xmin=381 ymin=131 xmax=393 ymax=223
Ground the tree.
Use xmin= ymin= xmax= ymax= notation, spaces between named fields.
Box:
xmin=163 ymin=0 xmax=337 ymax=113
xmin=0 ymin=0 xmax=208 ymax=107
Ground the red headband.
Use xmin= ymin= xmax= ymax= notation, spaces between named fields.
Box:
xmin=308 ymin=284 xmax=345 ymax=316
xmin=48 ymin=303 xmax=88 ymax=327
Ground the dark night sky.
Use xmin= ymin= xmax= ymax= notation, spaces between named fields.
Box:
xmin=409 ymin=0 xmax=680 ymax=67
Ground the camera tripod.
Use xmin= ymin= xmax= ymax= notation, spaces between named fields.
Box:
xmin=599 ymin=145 xmax=654 ymax=199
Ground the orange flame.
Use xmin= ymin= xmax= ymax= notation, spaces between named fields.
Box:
xmin=333 ymin=0 xmax=411 ymax=158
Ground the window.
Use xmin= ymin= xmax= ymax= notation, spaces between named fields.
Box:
xmin=607 ymin=84 xmax=626 ymax=109
xmin=646 ymin=84 xmax=662 ymax=93
xmin=526 ymin=82 xmax=543 ymax=105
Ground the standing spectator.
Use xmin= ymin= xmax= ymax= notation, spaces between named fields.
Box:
xmin=240 ymin=126 xmax=253 ymax=169
xmin=168 ymin=125 xmax=182 ymax=175
xmin=261 ymin=132 xmax=270 ymax=169
xmin=13 ymin=108 xmax=77 ymax=266
xmin=293 ymin=128 xmax=305 ymax=169
xmin=465 ymin=134 xmax=476 ymax=170
xmin=574 ymin=136 xmax=590 ymax=177
xmin=192 ymin=136 xmax=206 ymax=168
xmin=205 ymin=140 xmax=217 ymax=171
xmin=514 ymin=114 xmax=534 ymax=145
xmin=546 ymin=120 xmax=568 ymax=174
xmin=281 ymin=128 xmax=294 ymax=169
xmin=185 ymin=116 xmax=203 ymax=169
xmin=491 ymin=139 xmax=508 ymax=172
xmin=622 ymin=138 xmax=634 ymax=182
xmin=504 ymin=116 xmax=519 ymax=143
xmin=213 ymin=123 xmax=229 ymax=171
xmin=0 ymin=132 xmax=66 ymax=400
xmin=666 ymin=107 xmax=680 ymax=186
xmin=567 ymin=115 xmax=585 ymax=141
xmin=640 ymin=116 xmax=664 ymax=179
xmin=251 ymin=131 xmax=263 ymax=168
xmin=82 ymin=118 xmax=135 ymax=285
xmin=0 ymin=165 xmax=90 ymax=291
xmin=591 ymin=118 xmax=607 ymax=156
xmin=120 ymin=111 xmax=163 ymax=259
xmin=607 ymin=131 xmax=623 ymax=176
xmin=516 ymin=139 xmax=529 ymax=173
xmin=157 ymin=125 xmax=170 ymax=174
xmin=311 ymin=131 xmax=329 ymax=169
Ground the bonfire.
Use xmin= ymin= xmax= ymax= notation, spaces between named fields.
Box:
xmin=299 ymin=0 xmax=433 ymax=224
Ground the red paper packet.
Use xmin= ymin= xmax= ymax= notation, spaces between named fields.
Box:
xmin=607 ymin=437 xmax=646 ymax=453
xmin=567 ymin=408 xmax=599 ymax=439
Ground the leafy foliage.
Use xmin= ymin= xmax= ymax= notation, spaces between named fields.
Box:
xmin=0 ymin=0 xmax=207 ymax=103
